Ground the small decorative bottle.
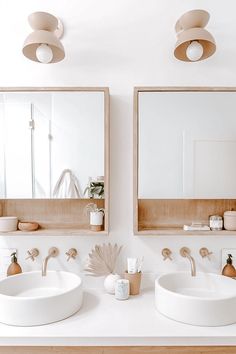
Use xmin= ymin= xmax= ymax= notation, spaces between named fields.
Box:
xmin=222 ymin=254 xmax=236 ymax=278
xmin=7 ymin=252 xmax=22 ymax=276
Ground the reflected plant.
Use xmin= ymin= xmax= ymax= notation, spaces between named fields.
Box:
xmin=84 ymin=181 xmax=104 ymax=199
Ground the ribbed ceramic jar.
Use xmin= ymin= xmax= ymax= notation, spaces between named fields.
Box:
xmin=224 ymin=211 xmax=236 ymax=231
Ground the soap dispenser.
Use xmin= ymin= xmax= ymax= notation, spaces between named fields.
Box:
xmin=7 ymin=252 xmax=22 ymax=276
xmin=222 ymin=254 xmax=236 ymax=278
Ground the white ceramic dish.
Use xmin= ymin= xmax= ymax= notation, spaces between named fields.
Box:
xmin=155 ymin=272 xmax=236 ymax=326
xmin=0 ymin=271 xmax=83 ymax=326
xmin=0 ymin=216 xmax=18 ymax=232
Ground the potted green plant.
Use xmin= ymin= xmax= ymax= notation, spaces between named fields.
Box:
xmin=85 ymin=203 xmax=105 ymax=231
xmin=84 ymin=180 xmax=104 ymax=199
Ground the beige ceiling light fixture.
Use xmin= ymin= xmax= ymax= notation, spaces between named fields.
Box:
xmin=22 ymin=12 xmax=65 ymax=64
xmin=174 ymin=9 xmax=216 ymax=62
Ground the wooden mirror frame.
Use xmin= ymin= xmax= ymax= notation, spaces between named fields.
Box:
xmin=134 ymin=87 xmax=236 ymax=235
xmin=0 ymin=87 xmax=110 ymax=236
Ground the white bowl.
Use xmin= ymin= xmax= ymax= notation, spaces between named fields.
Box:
xmin=0 ymin=271 xmax=83 ymax=326
xmin=0 ymin=216 xmax=18 ymax=232
xmin=155 ymin=272 xmax=236 ymax=326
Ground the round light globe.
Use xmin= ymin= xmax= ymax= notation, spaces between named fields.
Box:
xmin=186 ymin=41 xmax=204 ymax=61
xmin=36 ymin=44 xmax=53 ymax=64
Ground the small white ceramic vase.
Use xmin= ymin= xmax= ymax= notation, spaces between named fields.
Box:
xmin=90 ymin=211 xmax=104 ymax=231
xmin=104 ymin=273 xmax=121 ymax=294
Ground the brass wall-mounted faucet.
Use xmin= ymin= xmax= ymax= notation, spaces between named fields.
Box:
xmin=180 ymin=247 xmax=196 ymax=276
xmin=42 ymin=247 xmax=59 ymax=276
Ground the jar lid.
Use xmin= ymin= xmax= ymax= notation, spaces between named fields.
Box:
xmin=117 ymin=279 xmax=129 ymax=284
xmin=224 ymin=210 xmax=236 ymax=217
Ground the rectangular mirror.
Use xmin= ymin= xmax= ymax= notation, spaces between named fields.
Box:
xmin=134 ymin=87 xmax=236 ymax=235
xmin=0 ymin=89 xmax=107 ymax=199
xmin=0 ymin=87 xmax=109 ymax=235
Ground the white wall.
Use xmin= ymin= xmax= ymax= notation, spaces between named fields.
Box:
xmin=0 ymin=0 xmax=236 ymax=282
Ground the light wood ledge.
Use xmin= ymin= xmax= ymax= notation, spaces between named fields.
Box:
xmin=137 ymin=199 xmax=236 ymax=235
xmin=0 ymin=346 xmax=236 ymax=354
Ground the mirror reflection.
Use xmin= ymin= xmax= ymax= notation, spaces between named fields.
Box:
xmin=0 ymin=91 xmax=105 ymax=199
xmin=138 ymin=91 xmax=236 ymax=199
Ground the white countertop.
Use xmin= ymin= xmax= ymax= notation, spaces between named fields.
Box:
xmin=1 ymin=286 xmax=236 ymax=347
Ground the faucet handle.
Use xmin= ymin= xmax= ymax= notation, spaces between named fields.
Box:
xmin=25 ymin=248 xmax=39 ymax=261
xmin=199 ymin=247 xmax=213 ymax=260
xmin=180 ymin=247 xmax=191 ymax=257
xmin=161 ymin=248 xmax=172 ymax=261
xmin=66 ymin=248 xmax=78 ymax=262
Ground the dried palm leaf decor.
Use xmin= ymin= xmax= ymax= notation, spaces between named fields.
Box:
xmin=85 ymin=243 xmax=122 ymax=276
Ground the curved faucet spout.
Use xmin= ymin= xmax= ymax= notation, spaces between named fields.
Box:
xmin=180 ymin=247 xmax=196 ymax=277
xmin=42 ymin=255 xmax=51 ymax=277
xmin=42 ymin=247 xmax=59 ymax=277
xmin=185 ymin=254 xmax=196 ymax=277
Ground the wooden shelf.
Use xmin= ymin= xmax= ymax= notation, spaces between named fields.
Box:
xmin=135 ymin=199 xmax=236 ymax=236
xmin=135 ymin=228 xmax=236 ymax=236
xmin=0 ymin=228 xmax=108 ymax=236
xmin=0 ymin=198 xmax=109 ymax=236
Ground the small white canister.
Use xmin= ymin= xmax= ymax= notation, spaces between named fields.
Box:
xmin=224 ymin=211 xmax=236 ymax=231
xmin=90 ymin=211 xmax=104 ymax=231
xmin=115 ymin=279 xmax=129 ymax=300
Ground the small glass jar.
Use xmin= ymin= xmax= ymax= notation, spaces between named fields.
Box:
xmin=209 ymin=215 xmax=223 ymax=231
xmin=115 ymin=279 xmax=129 ymax=300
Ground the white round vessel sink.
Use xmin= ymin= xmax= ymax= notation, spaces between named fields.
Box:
xmin=0 ymin=271 xmax=83 ymax=326
xmin=155 ymin=272 xmax=236 ymax=326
